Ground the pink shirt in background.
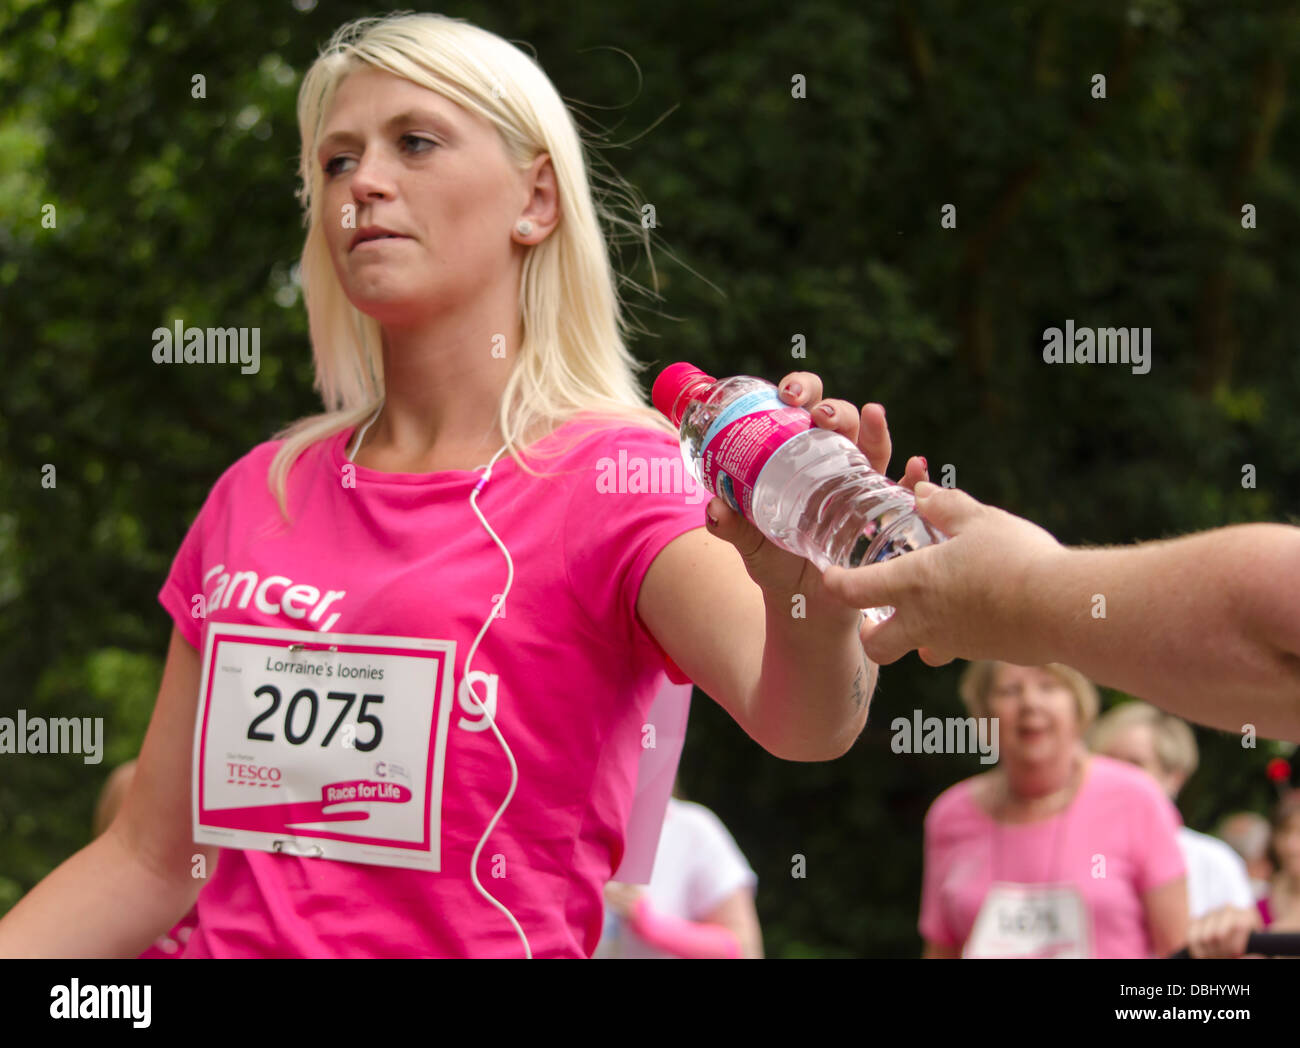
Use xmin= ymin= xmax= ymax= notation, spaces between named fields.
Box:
xmin=919 ymin=754 xmax=1186 ymax=958
xmin=158 ymin=415 xmax=705 ymax=957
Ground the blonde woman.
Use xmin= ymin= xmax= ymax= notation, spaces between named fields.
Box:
xmin=919 ymin=662 xmax=1188 ymax=958
xmin=1088 ymin=701 xmax=1254 ymax=918
xmin=0 ymin=14 xmax=924 ymax=959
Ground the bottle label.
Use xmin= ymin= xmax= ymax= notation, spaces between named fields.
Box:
xmin=700 ymin=389 xmax=812 ymax=519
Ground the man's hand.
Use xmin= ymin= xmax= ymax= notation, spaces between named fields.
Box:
xmin=819 ymin=482 xmax=1300 ymax=738
xmin=820 ymin=482 xmax=1065 ymax=666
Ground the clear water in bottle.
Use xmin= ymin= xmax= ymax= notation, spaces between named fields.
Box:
xmin=653 ymin=366 xmax=946 ymax=622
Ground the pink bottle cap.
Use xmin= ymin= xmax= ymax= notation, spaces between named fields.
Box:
xmin=652 ymin=362 xmax=716 ymax=426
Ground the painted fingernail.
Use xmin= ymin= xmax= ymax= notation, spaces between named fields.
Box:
xmin=782 ymin=381 xmax=802 ymax=398
xmin=919 ymin=456 xmax=928 ymax=470
xmin=816 ymin=403 xmax=834 ymax=417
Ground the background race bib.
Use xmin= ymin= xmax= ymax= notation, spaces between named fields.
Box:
xmin=963 ymin=881 xmax=1092 ymax=959
xmin=193 ymin=623 xmax=455 ymax=871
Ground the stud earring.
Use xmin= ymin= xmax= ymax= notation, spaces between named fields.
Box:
xmin=515 ymin=220 xmax=533 ymax=237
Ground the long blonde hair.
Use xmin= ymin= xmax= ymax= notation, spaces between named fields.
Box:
xmin=267 ymin=12 xmax=677 ymax=519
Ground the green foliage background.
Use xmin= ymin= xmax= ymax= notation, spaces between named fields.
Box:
xmin=1 ymin=0 xmax=1298 ymax=956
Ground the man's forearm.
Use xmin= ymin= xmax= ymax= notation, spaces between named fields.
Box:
xmin=748 ymin=596 xmax=873 ymax=761
xmin=1027 ymin=524 xmax=1300 ymax=737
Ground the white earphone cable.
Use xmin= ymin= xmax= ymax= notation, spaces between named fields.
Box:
xmin=463 ymin=443 xmax=530 ymax=958
xmin=348 ymin=405 xmax=530 ymax=957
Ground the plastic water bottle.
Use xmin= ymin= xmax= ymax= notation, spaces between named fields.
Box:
xmin=652 ymin=363 xmax=945 ymax=620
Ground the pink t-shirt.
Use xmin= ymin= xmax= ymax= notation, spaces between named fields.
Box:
xmin=157 ymin=415 xmax=707 ymax=958
xmin=138 ymin=907 xmax=199 ymax=958
xmin=919 ymin=754 xmax=1186 ymax=958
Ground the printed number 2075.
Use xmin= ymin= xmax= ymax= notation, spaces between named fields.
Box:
xmin=247 ymin=685 xmax=384 ymax=751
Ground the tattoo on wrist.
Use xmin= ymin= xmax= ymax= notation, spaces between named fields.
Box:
xmin=850 ymin=658 xmax=869 ymax=713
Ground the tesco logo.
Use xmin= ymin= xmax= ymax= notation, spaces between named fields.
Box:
xmin=225 ymin=762 xmax=282 ymax=783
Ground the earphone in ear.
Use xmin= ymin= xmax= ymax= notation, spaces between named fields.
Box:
xmin=347 ymin=404 xmax=383 ymax=464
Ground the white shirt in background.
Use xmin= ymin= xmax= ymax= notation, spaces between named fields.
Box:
xmin=595 ymin=798 xmax=757 ymax=959
xmin=1179 ymin=826 xmax=1255 ymax=918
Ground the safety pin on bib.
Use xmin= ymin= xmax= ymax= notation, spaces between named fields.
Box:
xmin=272 ymin=839 xmax=325 ymax=858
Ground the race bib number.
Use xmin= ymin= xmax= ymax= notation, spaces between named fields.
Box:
xmin=963 ymin=882 xmax=1092 ymax=959
xmin=193 ymin=623 xmax=455 ymax=871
